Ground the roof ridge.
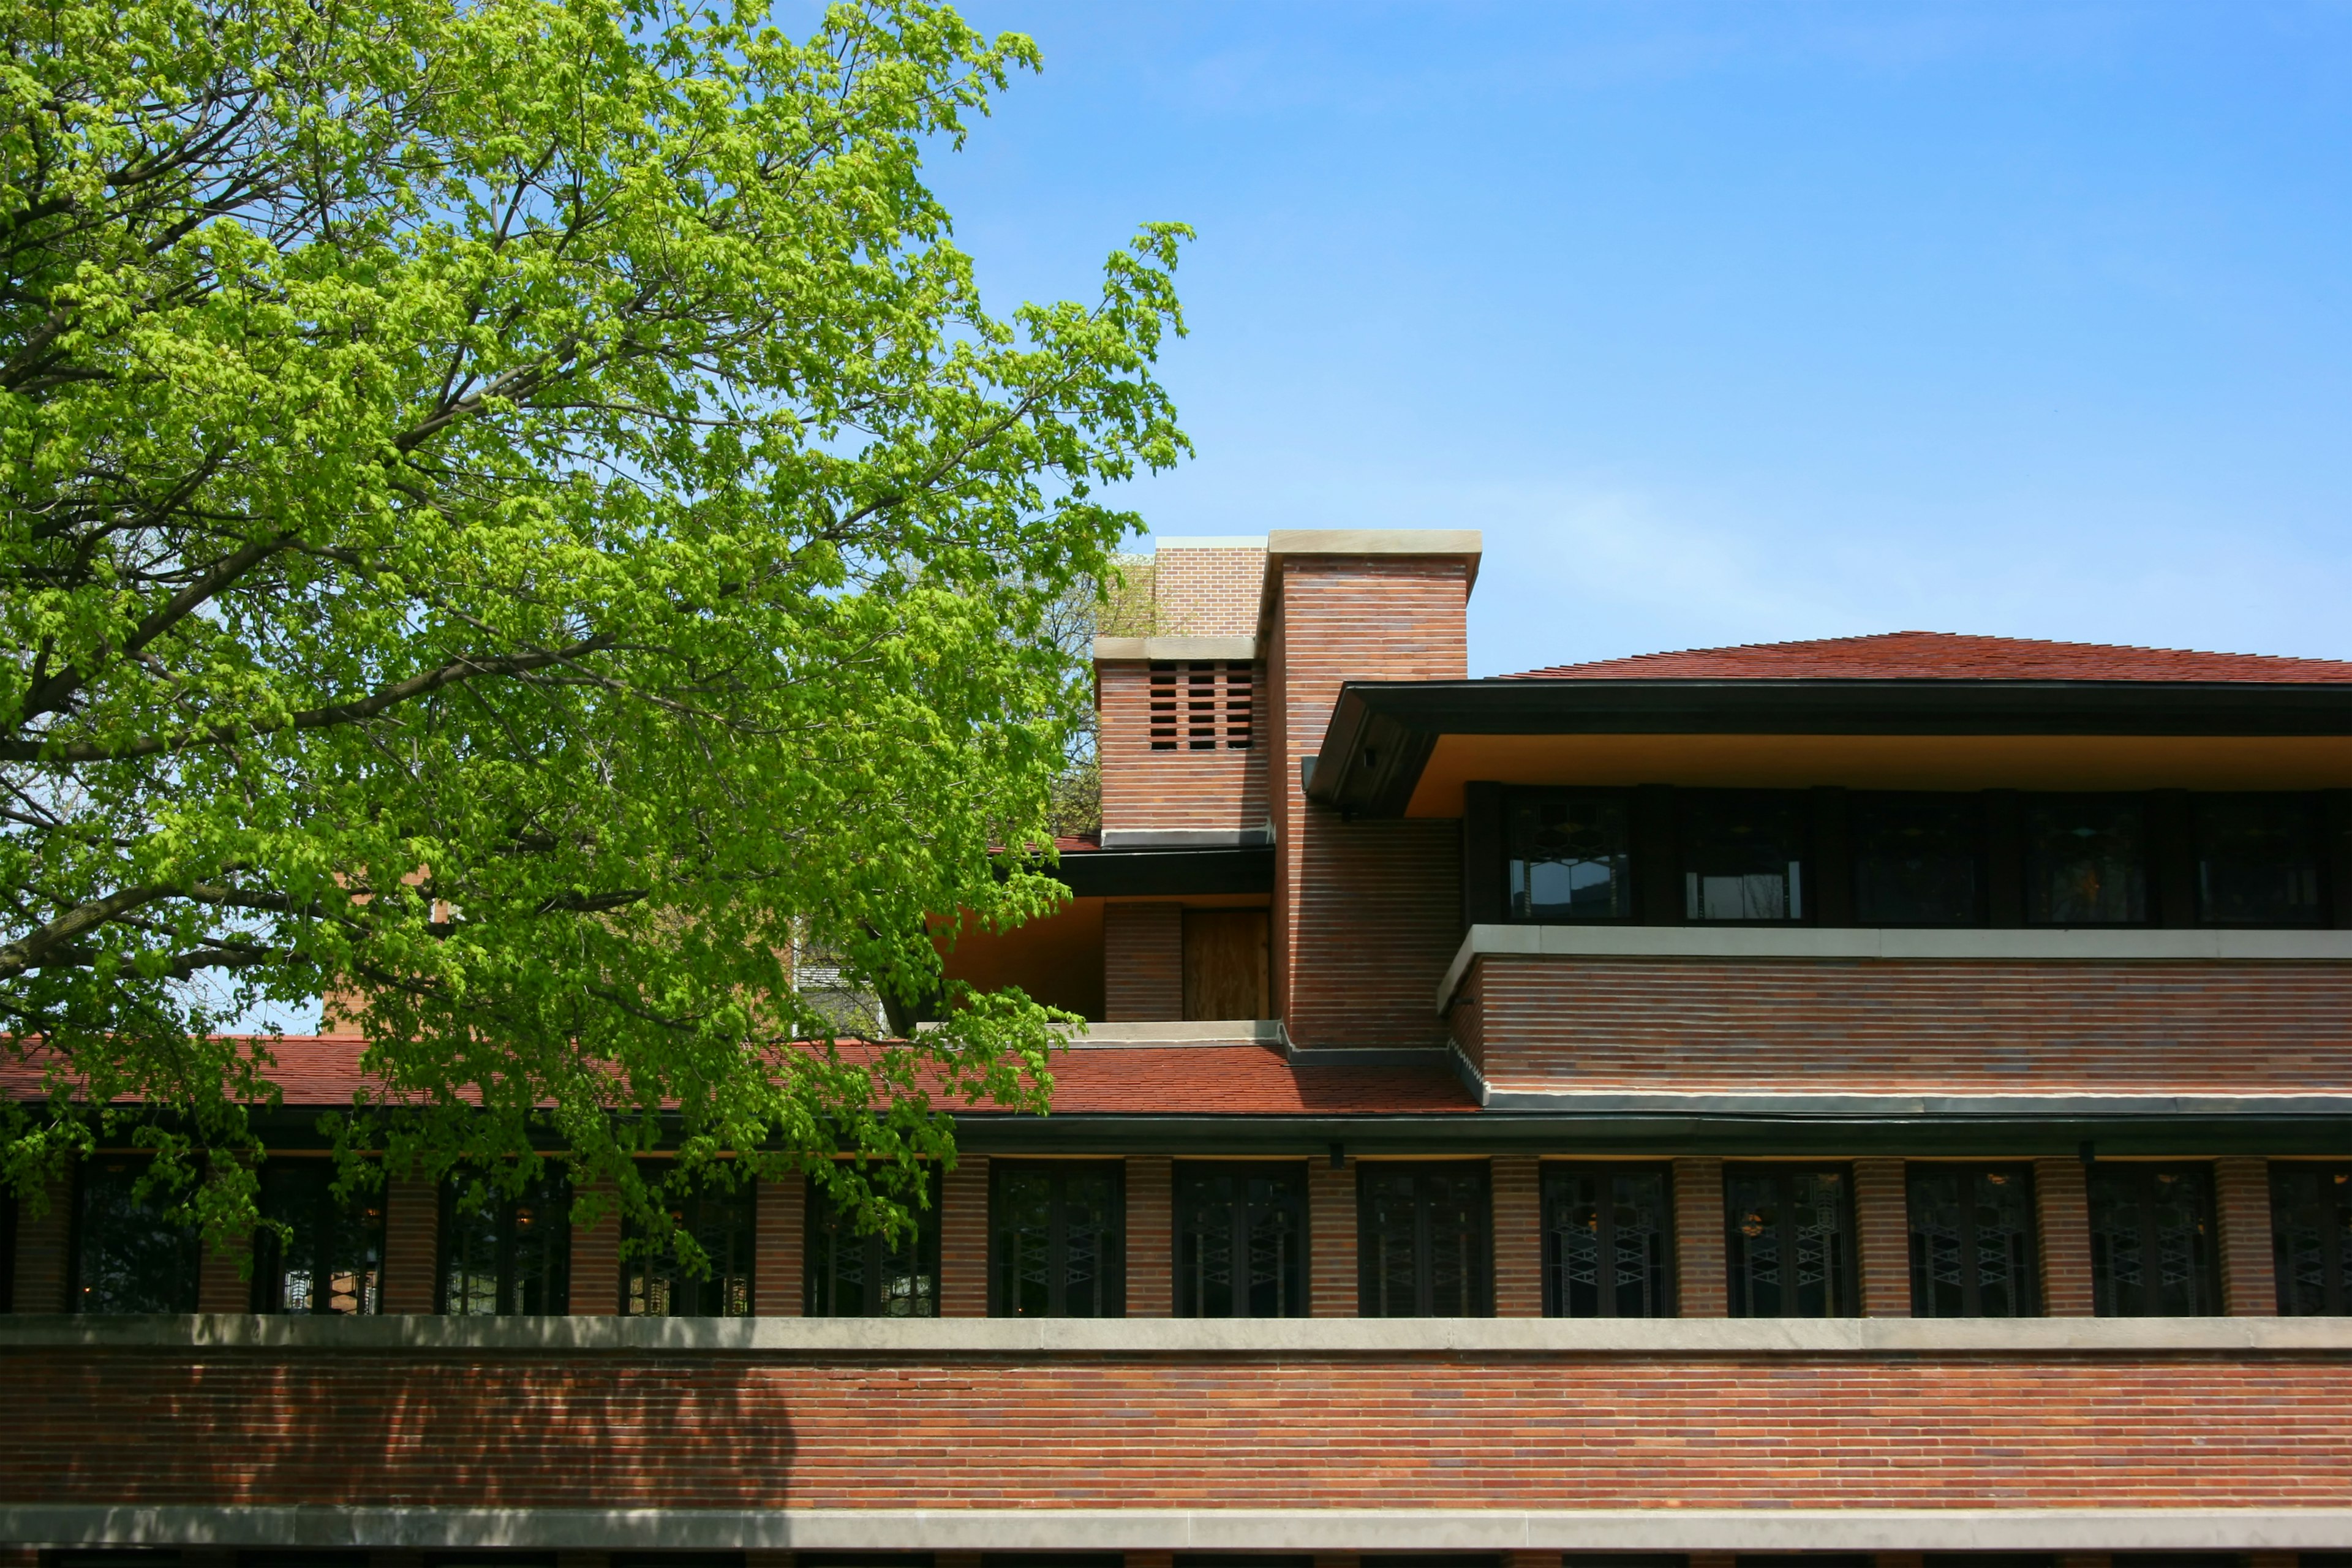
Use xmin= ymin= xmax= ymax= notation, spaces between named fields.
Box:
xmin=1507 ymin=630 xmax=2352 ymax=683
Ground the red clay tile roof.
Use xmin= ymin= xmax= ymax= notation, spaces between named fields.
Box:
xmin=968 ymin=1045 xmax=1476 ymax=1116
xmin=5 ymin=1036 xmax=1472 ymax=1118
xmin=1508 ymin=631 xmax=2352 ymax=684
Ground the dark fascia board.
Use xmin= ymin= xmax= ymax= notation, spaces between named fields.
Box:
xmin=184 ymin=1104 xmax=2352 ymax=1158
xmin=1033 ymin=845 xmax=1275 ymax=898
xmin=1308 ymin=678 xmax=2352 ymax=816
xmin=953 ymin=1110 xmax=2352 ymax=1158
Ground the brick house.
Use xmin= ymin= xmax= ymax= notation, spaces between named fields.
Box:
xmin=9 ymin=527 xmax=2352 ymax=1567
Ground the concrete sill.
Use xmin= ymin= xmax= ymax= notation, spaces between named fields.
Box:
xmin=1441 ymin=922 xmax=2352 ymax=1008
xmin=3 ymin=1313 xmax=2347 ymax=1355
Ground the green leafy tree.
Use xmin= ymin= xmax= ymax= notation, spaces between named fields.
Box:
xmin=0 ymin=0 xmax=1189 ymax=1253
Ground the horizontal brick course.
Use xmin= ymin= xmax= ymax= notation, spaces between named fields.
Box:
xmin=4 ymin=1348 xmax=2350 ymax=1509
xmin=1467 ymin=954 xmax=2352 ymax=1093
xmin=1098 ymin=660 xmax=1269 ymax=834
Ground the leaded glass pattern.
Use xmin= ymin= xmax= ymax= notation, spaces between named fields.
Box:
xmin=1174 ymin=1162 xmax=1307 ymax=1318
xmin=1906 ymin=1163 xmax=2038 ymax=1317
xmin=2089 ymin=1164 xmax=2217 ymax=1316
xmin=1852 ymin=792 xmax=1983 ymax=925
xmin=1506 ymin=791 xmax=1634 ymax=920
xmin=991 ymin=1161 xmax=1123 ymax=1317
xmin=805 ymin=1169 xmax=941 ymax=1317
xmin=439 ymin=1169 xmax=570 ymax=1315
xmin=625 ymin=1177 xmax=757 ymax=1316
xmin=1358 ymin=1162 xmax=1491 ymax=1317
xmin=1542 ymin=1164 xmax=1672 ymax=1317
xmin=2196 ymin=793 xmax=2325 ymax=927
xmin=1725 ymin=1165 xmax=1854 ymax=1317
xmin=1679 ymin=790 xmax=1807 ymax=922
xmin=254 ymin=1159 xmax=384 ymax=1315
xmin=2272 ymin=1164 xmax=2352 ymax=1316
xmin=2024 ymin=794 xmax=2148 ymax=925
xmin=72 ymin=1157 xmax=201 ymax=1313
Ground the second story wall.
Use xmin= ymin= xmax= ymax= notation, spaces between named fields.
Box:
xmin=1097 ymin=653 xmax=1268 ymax=837
xmin=1268 ymin=533 xmax=1479 ymax=1049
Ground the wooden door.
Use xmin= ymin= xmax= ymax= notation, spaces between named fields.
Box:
xmin=1182 ymin=908 xmax=1271 ymax=1020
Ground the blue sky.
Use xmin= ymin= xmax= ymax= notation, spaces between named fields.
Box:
xmin=921 ymin=1 xmax=2352 ymax=676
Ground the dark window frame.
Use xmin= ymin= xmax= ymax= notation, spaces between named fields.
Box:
xmin=1905 ymin=1161 xmax=2040 ymax=1317
xmin=251 ymin=1158 xmax=386 ymax=1316
xmin=1172 ymin=1159 xmax=1308 ymax=1318
xmin=2193 ymin=791 xmax=2328 ymax=929
xmin=70 ymin=1154 xmax=202 ymax=1314
xmin=1540 ymin=1161 xmax=1675 ymax=1318
xmin=1357 ymin=1160 xmax=1493 ymax=1318
xmin=2088 ymin=1161 xmax=2219 ymax=1317
xmin=1849 ymin=790 xmax=1988 ymax=927
xmin=804 ymin=1166 xmax=942 ymax=1319
xmin=2022 ymin=791 xmax=2152 ymax=927
xmin=1724 ymin=1163 xmax=1857 ymax=1319
xmin=1678 ymin=788 xmax=1813 ymax=925
xmin=2271 ymin=1161 xmax=2352 ymax=1316
xmin=625 ymin=1170 xmax=759 ymax=1317
xmin=1501 ymin=786 xmax=1638 ymax=923
xmin=437 ymin=1168 xmax=571 ymax=1316
xmin=989 ymin=1159 xmax=1125 ymax=1318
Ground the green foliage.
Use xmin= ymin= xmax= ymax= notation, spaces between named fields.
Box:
xmin=0 ymin=0 xmax=1189 ymax=1257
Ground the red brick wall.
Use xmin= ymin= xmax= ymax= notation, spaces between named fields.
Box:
xmin=940 ymin=1155 xmax=989 ymax=1317
xmin=1128 ymin=1155 xmax=1173 ymax=1317
xmin=1104 ymin=900 xmax=1184 ymax=1022
xmin=1466 ymin=955 xmax=2352 ymax=1093
xmin=571 ymin=1180 xmax=620 ymax=1317
xmin=1673 ymin=1157 xmax=1727 ymax=1317
xmin=1853 ymin=1157 xmax=1911 ymax=1318
xmin=1492 ymin=1155 xmax=1542 ymax=1317
xmin=11 ymin=1175 xmax=69 ymax=1313
xmin=1153 ymin=543 xmax=1264 ymax=636
xmin=755 ymin=1173 xmax=805 ymax=1318
xmin=1310 ymin=1157 xmax=1357 ymax=1317
xmin=2217 ymin=1156 xmax=2277 ymax=1317
xmin=381 ymin=1175 xmax=439 ymax=1314
xmin=1097 ymin=659 xmax=1270 ymax=835
xmin=8 ymin=1344 xmax=2352 ymax=1509
xmin=2036 ymin=1157 xmax=2097 ymax=1317
xmin=1272 ymin=554 xmax=1472 ymax=1050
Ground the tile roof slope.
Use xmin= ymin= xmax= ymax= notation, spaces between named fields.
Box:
xmin=1507 ymin=630 xmax=2352 ymax=684
xmin=4 ymin=1036 xmax=1475 ymax=1117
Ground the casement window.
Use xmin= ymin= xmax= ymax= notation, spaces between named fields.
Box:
xmin=1359 ymin=1162 xmax=1492 ymax=1317
xmin=1725 ymin=1165 xmax=1855 ymax=1317
xmin=1506 ymin=790 xmax=1634 ymax=920
xmin=992 ymin=1161 xmax=1124 ymax=1317
xmin=1681 ymin=790 xmax=1808 ymax=922
xmin=2088 ymin=1163 xmax=2218 ymax=1316
xmin=252 ymin=1160 xmax=385 ymax=1315
xmin=2196 ymin=793 xmax=2326 ymax=927
xmin=2024 ymin=794 xmax=2149 ymax=925
xmin=72 ymin=1156 xmax=202 ymax=1313
xmin=625 ymin=1178 xmax=756 ymax=1317
xmin=439 ymin=1170 xmax=570 ymax=1315
xmin=2272 ymin=1163 xmax=2352 ymax=1316
xmin=1541 ymin=1163 xmax=1673 ymax=1317
xmin=1174 ymin=1161 xmax=1306 ymax=1317
xmin=1851 ymin=792 xmax=1983 ymax=926
xmin=1907 ymin=1163 xmax=2039 ymax=1317
xmin=1148 ymin=660 xmax=1253 ymax=752
xmin=805 ymin=1169 xmax=941 ymax=1318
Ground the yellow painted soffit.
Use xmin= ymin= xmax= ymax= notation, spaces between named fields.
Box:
xmin=1401 ymin=733 xmax=2352 ymax=817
